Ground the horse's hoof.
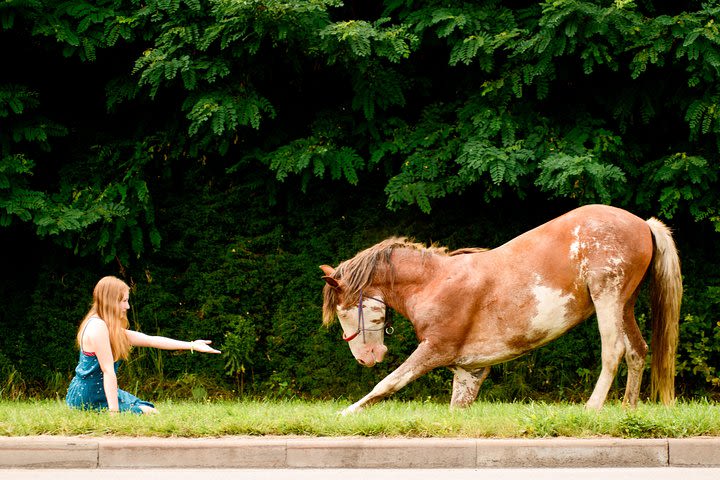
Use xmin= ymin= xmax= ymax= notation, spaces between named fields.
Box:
xmin=340 ymin=405 xmax=360 ymax=416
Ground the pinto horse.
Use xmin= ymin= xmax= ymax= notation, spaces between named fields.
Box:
xmin=321 ymin=204 xmax=682 ymax=415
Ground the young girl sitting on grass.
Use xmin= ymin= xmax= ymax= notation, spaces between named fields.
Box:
xmin=66 ymin=276 xmax=220 ymax=414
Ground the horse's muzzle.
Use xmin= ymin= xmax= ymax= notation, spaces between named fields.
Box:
xmin=355 ymin=344 xmax=388 ymax=367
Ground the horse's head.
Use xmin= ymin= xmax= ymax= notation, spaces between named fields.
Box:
xmin=320 ymin=264 xmax=388 ymax=367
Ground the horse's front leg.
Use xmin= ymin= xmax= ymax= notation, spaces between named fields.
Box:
xmin=341 ymin=341 xmax=448 ymax=416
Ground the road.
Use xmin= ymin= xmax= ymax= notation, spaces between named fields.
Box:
xmin=1 ymin=469 xmax=719 ymax=480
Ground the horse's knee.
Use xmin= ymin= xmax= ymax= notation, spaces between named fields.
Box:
xmin=600 ymin=343 xmax=625 ymax=372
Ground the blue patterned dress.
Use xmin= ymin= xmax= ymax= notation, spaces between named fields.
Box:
xmin=65 ymin=318 xmax=154 ymax=414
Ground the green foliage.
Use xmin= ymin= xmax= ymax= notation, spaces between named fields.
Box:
xmin=0 ymin=84 xmax=77 ymax=232
xmin=536 ymin=153 xmax=626 ymax=204
xmin=350 ymin=62 xmax=408 ymax=121
xmin=1 ymin=0 xmax=720 ymax=403
xmin=0 ymin=354 xmax=26 ymax=401
xmin=403 ymin=2 xmax=521 ymax=71
xmin=639 ymin=153 xmax=719 ymax=231
xmin=0 ymin=81 xmax=158 ymax=261
xmin=677 ymin=286 xmax=720 ymax=391
xmin=264 ymin=137 xmax=364 ymax=189
xmin=184 ymin=90 xmax=276 ymax=136
xmin=686 ymin=90 xmax=720 ymax=140
xmin=0 ymin=84 xmax=39 ymax=117
xmin=380 ymin=0 xmax=720 ymax=218
xmin=6 ymin=0 xmax=720 ymax=230
xmin=321 ymin=18 xmax=417 ymax=63
xmin=221 ymin=314 xmax=257 ymax=394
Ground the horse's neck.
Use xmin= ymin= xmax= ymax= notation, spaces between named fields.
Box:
xmin=377 ymin=248 xmax=442 ymax=311
xmin=392 ymin=247 xmax=440 ymax=280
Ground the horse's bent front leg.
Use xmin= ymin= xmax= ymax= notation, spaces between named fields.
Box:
xmin=341 ymin=341 xmax=448 ymax=415
xmin=450 ymin=366 xmax=490 ymax=408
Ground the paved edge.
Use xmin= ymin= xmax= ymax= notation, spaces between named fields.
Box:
xmin=0 ymin=436 xmax=719 ymax=469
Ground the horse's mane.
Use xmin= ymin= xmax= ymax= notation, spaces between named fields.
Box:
xmin=322 ymin=237 xmax=486 ymax=325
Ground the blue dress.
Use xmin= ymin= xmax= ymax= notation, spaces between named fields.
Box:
xmin=65 ymin=319 xmax=154 ymax=414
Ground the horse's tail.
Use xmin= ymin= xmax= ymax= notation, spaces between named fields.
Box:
xmin=646 ymin=218 xmax=683 ymax=405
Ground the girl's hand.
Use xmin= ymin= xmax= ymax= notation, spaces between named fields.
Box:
xmin=189 ymin=339 xmax=221 ymax=354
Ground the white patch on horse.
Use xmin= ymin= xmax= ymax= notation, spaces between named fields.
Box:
xmin=569 ymin=226 xmax=590 ymax=284
xmin=529 ymin=275 xmax=573 ymax=338
xmin=569 ymin=225 xmax=582 ymax=259
xmin=608 ymin=256 xmax=624 ymax=267
xmin=593 ymin=250 xmax=627 ymax=293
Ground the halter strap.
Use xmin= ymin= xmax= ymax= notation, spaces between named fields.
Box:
xmin=342 ymin=292 xmax=393 ymax=342
xmin=342 ymin=291 xmax=365 ymax=342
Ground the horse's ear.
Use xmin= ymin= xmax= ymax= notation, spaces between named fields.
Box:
xmin=323 ymin=276 xmax=340 ymax=289
xmin=319 ymin=265 xmax=340 ymax=289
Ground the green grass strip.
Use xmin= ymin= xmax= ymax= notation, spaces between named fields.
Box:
xmin=1 ymin=399 xmax=718 ymax=438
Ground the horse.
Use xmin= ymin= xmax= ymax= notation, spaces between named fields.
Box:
xmin=321 ymin=204 xmax=682 ymax=415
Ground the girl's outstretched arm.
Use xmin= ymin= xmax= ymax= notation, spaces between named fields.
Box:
xmin=125 ymin=330 xmax=221 ymax=353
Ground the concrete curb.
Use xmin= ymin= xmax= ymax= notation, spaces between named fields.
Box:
xmin=0 ymin=436 xmax=719 ymax=469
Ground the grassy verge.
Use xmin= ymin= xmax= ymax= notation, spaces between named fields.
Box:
xmin=1 ymin=399 xmax=719 ymax=438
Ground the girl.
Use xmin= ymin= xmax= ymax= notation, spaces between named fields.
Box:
xmin=66 ymin=276 xmax=220 ymax=414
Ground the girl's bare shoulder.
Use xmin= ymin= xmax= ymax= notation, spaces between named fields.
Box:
xmin=84 ymin=316 xmax=109 ymax=337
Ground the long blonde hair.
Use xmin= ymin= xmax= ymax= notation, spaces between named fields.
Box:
xmin=76 ymin=276 xmax=131 ymax=360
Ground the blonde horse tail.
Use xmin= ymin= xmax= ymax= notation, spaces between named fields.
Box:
xmin=646 ymin=218 xmax=683 ymax=405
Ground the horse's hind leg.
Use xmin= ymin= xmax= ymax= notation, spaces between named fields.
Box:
xmin=450 ymin=366 xmax=490 ymax=408
xmin=586 ymin=295 xmax=626 ymax=410
xmin=621 ymin=297 xmax=648 ymax=408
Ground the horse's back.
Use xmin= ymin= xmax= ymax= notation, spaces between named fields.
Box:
xmin=495 ymin=204 xmax=653 ymax=280
xmin=503 ymin=204 xmax=648 ymax=249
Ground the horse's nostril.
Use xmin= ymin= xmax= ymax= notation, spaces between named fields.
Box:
xmin=357 ymin=358 xmax=366 ymax=365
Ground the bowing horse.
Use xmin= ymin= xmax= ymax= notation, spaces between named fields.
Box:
xmin=321 ymin=205 xmax=682 ymax=415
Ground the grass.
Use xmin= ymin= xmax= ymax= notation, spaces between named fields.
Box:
xmin=1 ymin=399 xmax=719 ymax=438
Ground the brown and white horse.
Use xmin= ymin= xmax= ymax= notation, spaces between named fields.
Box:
xmin=321 ymin=205 xmax=682 ymax=415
